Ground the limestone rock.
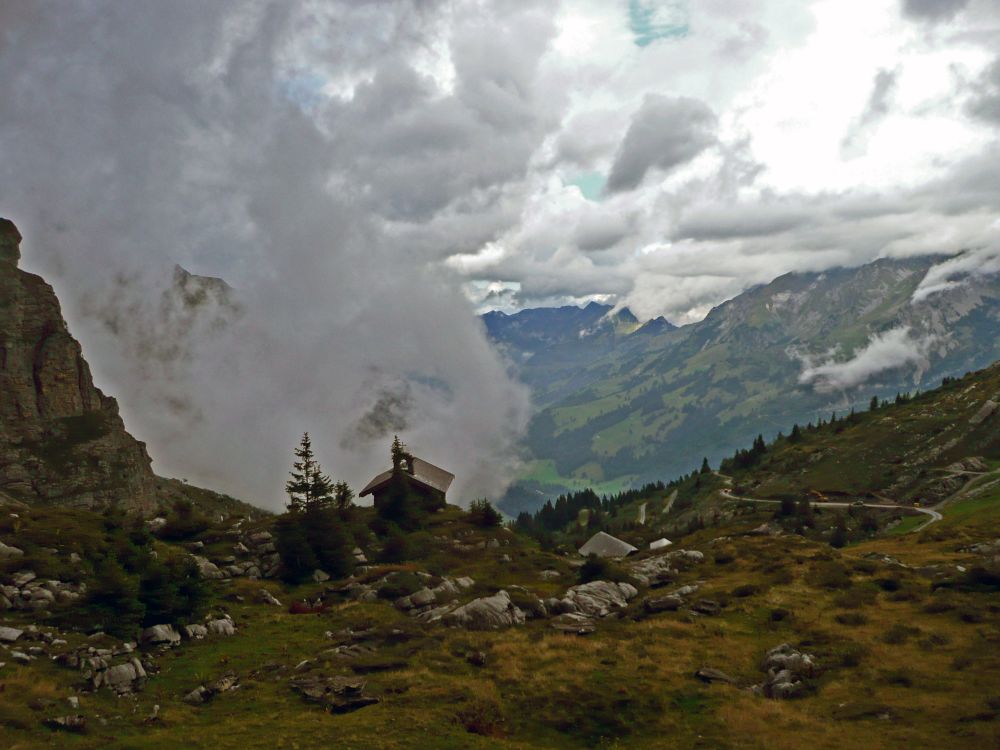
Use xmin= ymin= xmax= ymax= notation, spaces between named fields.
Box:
xmin=141 ymin=624 xmax=181 ymax=647
xmin=0 ymin=218 xmax=157 ymax=511
xmin=560 ymin=580 xmax=638 ymax=618
xmin=206 ymin=618 xmax=235 ymax=637
xmin=0 ymin=541 xmax=24 ymax=557
xmin=443 ymin=590 xmax=526 ymax=630
xmin=0 ymin=625 xmax=24 ymax=643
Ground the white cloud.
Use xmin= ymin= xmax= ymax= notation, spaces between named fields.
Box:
xmin=798 ymin=326 xmax=938 ymax=392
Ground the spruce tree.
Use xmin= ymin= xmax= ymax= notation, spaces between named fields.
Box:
xmin=286 ymin=432 xmax=335 ymax=511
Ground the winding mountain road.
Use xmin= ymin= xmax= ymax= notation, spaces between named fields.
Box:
xmin=718 ymin=488 xmax=943 ymax=533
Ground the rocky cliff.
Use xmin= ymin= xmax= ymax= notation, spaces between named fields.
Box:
xmin=0 ymin=217 xmax=158 ymax=512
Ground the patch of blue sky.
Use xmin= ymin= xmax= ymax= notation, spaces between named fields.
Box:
xmin=628 ymin=0 xmax=690 ymax=47
xmin=278 ymin=69 xmax=328 ymax=111
xmin=566 ymin=172 xmax=607 ymax=201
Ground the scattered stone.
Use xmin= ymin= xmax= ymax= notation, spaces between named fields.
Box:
xmin=550 ymin=612 xmax=596 ymax=635
xmin=206 ymin=618 xmax=235 ymax=637
xmin=690 ymin=599 xmax=722 ymax=617
xmin=67 ymin=696 xmax=80 ymax=709
xmin=559 ymin=580 xmax=638 ymax=618
xmin=754 ymin=643 xmax=817 ymax=700
xmin=105 ymin=659 xmax=147 ymax=695
xmin=644 ymin=595 xmax=684 ymax=613
xmin=256 ymin=589 xmax=283 ymax=607
xmin=290 ymin=674 xmax=379 ymax=713
xmin=44 ymin=715 xmax=86 ymax=733
xmin=466 ymin=650 xmax=488 ymax=667
xmin=192 ymin=556 xmax=225 ymax=580
xmin=443 ymin=590 xmax=526 ymax=630
xmin=0 ymin=625 xmax=24 ymax=643
xmin=0 ymin=541 xmax=24 ymax=557
xmin=695 ymin=667 xmax=737 ymax=685
xmin=11 ymin=650 xmax=33 ymax=664
xmin=140 ymin=624 xmax=181 ymax=647
xmin=181 ymin=624 xmax=208 ymax=640
xmin=539 ymin=570 xmax=561 ymax=581
xmin=312 ymin=569 xmax=330 ymax=583
xmin=12 ymin=570 xmax=36 ymax=587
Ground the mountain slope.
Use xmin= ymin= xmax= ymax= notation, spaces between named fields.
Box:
xmin=496 ymin=255 xmax=1000 ymax=513
xmin=0 ymin=218 xmax=159 ymax=512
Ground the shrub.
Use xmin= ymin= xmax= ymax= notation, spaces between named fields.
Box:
xmin=809 ymin=560 xmax=853 ymax=589
xmin=882 ymin=623 xmax=920 ymax=644
xmin=769 ymin=608 xmax=792 ymax=622
xmin=835 ymin=612 xmax=868 ymax=626
xmin=468 ymin=499 xmax=503 ymax=528
xmin=379 ymin=528 xmax=413 ymax=564
xmin=157 ymin=500 xmax=211 ymax=541
xmin=376 ymin=572 xmax=424 ymax=600
xmin=578 ymin=554 xmax=629 ymax=584
xmin=731 ymin=584 xmax=759 ymax=598
xmin=884 ymin=669 xmax=913 ymax=687
xmin=875 ymin=577 xmax=901 ymax=592
xmin=833 ymin=586 xmax=877 ymax=609
xmin=454 ymin=697 xmax=506 ymax=737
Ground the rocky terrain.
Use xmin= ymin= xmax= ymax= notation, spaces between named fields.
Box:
xmin=0 ymin=219 xmax=157 ymax=512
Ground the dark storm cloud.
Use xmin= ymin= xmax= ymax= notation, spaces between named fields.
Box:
xmin=901 ymin=0 xmax=971 ymax=22
xmin=966 ymin=56 xmax=1000 ymax=124
xmin=606 ymin=95 xmax=718 ymax=193
xmin=0 ymin=0 xmax=543 ymax=508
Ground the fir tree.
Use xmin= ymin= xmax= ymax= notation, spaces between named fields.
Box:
xmin=286 ymin=432 xmax=335 ymax=511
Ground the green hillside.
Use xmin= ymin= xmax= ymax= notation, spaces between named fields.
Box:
xmin=497 ymin=256 xmax=1000 ymax=513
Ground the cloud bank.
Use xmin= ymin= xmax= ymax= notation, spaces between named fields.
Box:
xmin=798 ymin=327 xmax=938 ymax=393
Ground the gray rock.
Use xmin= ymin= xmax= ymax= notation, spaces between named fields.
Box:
xmin=695 ymin=667 xmax=736 ymax=684
xmin=11 ymin=650 xmax=33 ymax=664
xmin=312 ymin=569 xmax=330 ymax=583
xmin=206 ymin=618 xmax=235 ymax=637
xmin=192 ymin=556 xmax=225 ymax=580
xmin=550 ymin=612 xmax=597 ymax=635
xmin=539 ymin=570 xmax=561 ymax=581
xmin=443 ymin=590 xmax=526 ymax=630
xmin=561 ymin=580 xmax=638 ymax=618
xmin=181 ymin=624 xmax=208 ymax=640
xmin=410 ymin=587 xmax=436 ymax=608
xmin=44 ymin=715 xmax=86 ymax=732
xmin=105 ymin=661 xmax=145 ymax=694
xmin=12 ymin=570 xmax=36 ymax=587
xmin=141 ymin=624 xmax=181 ymax=647
xmin=256 ymin=589 xmax=282 ymax=607
xmin=644 ymin=595 xmax=684 ymax=613
xmin=690 ymin=599 xmax=722 ymax=616
xmin=0 ymin=541 xmax=24 ymax=557
xmin=0 ymin=625 xmax=24 ymax=643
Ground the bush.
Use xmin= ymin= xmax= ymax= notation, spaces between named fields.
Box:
xmin=769 ymin=608 xmax=792 ymax=622
xmin=810 ymin=560 xmax=853 ymax=590
xmin=455 ymin=697 xmax=506 ymax=738
xmin=274 ymin=506 xmax=355 ymax=582
xmin=882 ymin=623 xmax=920 ymax=644
xmin=468 ymin=499 xmax=503 ymax=528
xmin=732 ymin=584 xmax=760 ymax=598
xmin=379 ymin=528 xmax=413 ymax=564
xmin=376 ymin=572 xmax=424 ymax=600
xmin=156 ymin=500 xmax=211 ymax=541
xmin=578 ymin=554 xmax=629 ymax=584
xmin=835 ymin=612 xmax=868 ymax=626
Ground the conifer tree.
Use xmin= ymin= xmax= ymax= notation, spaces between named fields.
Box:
xmin=285 ymin=432 xmax=335 ymax=511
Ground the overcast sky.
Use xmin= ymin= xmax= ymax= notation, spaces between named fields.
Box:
xmin=1 ymin=0 xmax=998 ymax=507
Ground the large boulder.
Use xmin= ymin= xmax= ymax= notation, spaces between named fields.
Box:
xmin=141 ymin=624 xmax=181 ymax=647
xmin=0 ymin=625 xmax=23 ymax=643
xmin=755 ymin=643 xmax=817 ymax=699
xmin=0 ymin=541 xmax=24 ymax=558
xmin=192 ymin=556 xmax=226 ymax=580
xmin=104 ymin=658 xmax=147 ymax=694
xmin=443 ymin=590 xmax=526 ymax=630
xmin=559 ymin=581 xmax=638 ymax=618
xmin=206 ymin=618 xmax=235 ymax=637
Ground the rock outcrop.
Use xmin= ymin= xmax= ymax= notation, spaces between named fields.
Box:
xmin=0 ymin=218 xmax=157 ymax=512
